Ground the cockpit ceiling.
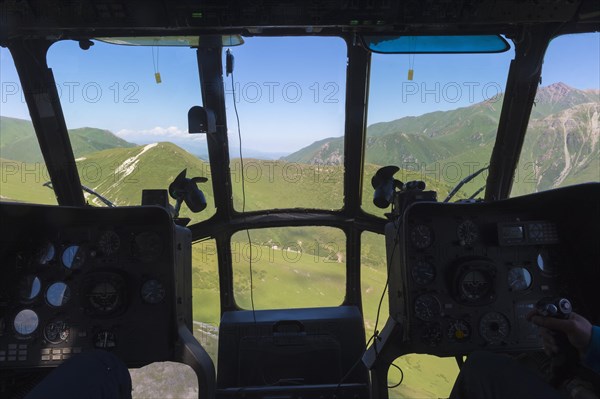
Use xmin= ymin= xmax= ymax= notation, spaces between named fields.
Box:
xmin=1 ymin=0 xmax=599 ymax=41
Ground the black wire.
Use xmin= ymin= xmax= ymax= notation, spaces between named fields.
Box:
xmin=388 ymin=362 xmax=404 ymax=389
xmin=333 ymin=334 xmax=376 ymax=396
xmin=372 ymin=214 xmax=403 ymax=355
xmin=230 ymin=68 xmax=256 ymax=323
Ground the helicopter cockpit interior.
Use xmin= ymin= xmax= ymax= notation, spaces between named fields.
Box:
xmin=1 ymin=1 xmax=599 ymax=398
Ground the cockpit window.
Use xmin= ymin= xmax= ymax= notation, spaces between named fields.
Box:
xmin=225 ymin=37 xmax=347 ymax=212
xmin=511 ymin=33 xmax=600 ymax=197
xmin=45 ymin=40 xmax=215 ymax=222
xmin=231 ymin=226 xmax=346 ymax=310
xmin=362 ymin=42 xmax=514 ymax=217
xmin=0 ymin=49 xmax=58 ymax=205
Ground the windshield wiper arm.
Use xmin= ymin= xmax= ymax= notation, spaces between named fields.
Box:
xmin=43 ymin=181 xmax=115 ymax=207
xmin=443 ymin=166 xmax=488 ymax=203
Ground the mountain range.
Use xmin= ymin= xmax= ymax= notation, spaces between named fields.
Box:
xmin=1 ymin=82 xmax=597 ymax=203
xmin=282 ymin=82 xmax=599 ymax=194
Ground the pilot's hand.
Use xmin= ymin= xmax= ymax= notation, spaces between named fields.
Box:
xmin=528 ymin=311 xmax=593 ymax=357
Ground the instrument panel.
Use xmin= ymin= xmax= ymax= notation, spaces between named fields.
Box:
xmin=387 ymin=199 xmax=567 ymax=356
xmin=0 ymin=203 xmax=176 ymax=368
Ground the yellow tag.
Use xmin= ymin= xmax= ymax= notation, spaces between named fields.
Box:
xmin=408 ymin=69 xmax=414 ymax=81
xmin=155 ymin=72 xmax=162 ymax=84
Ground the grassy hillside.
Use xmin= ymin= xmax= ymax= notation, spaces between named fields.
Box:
xmin=285 ymin=83 xmax=599 ymax=198
xmin=0 ymin=116 xmax=135 ymax=162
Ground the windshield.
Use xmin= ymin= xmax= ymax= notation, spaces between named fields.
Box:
xmin=361 ymin=43 xmax=515 ymax=217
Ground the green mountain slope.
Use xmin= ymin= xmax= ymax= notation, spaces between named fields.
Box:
xmin=0 ymin=116 xmax=135 ymax=162
xmin=76 ymin=142 xmax=215 ymax=223
xmin=284 ymin=83 xmax=599 ymax=195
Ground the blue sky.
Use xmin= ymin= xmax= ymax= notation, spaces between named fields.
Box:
xmin=1 ymin=33 xmax=598 ymax=156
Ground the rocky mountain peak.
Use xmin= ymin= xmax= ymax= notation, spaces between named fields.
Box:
xmin=535 ymin=82 xmax=578 ymax=104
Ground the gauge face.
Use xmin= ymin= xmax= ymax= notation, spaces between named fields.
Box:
xmin=18 ymin=275 xmax=41 ymax=302
xmin=37 ymin=242 xmax=56 ymax=265
xmin=44 ymin=321 xmax=70 ymax=344
xmin=132 ymin=232 xmax=163 ymax=261
xmin=94 ymin=331 xmax=116 ymax=349
xmin=507 ymin=267 xmax=532 ymax=291
xmin=411 ymin=260 xmax=436 ymax=285
xmin=62 ymin=245 xmax=86 ymax=269
xmin=537 ymin=250 xmax=558 ymax=276
xmin=99 ymin=231 xmax=120 ymax=256
xmin=447 ymin=319 xmax=471 ymax=341
xmin=141 ymin=279 xmax=166 ymax=304
xmin=410 ymin=224 xmax=433 ymax=249
xmin=89 ymin=282 xmax=121 ymax=313
xmin=459 ymin=270 xmax=492 ymax=302
xmin=414 ymin=294 xmax=441 ymax=322
xmin=421 ymin=323 xmax=443 ymax=346
xmin=457 ymin=220 xmax=478 ymax=246
xmin=46 ymin=282 xmax=71 ymax=307
xmin=479 ymin=312 xmax=510 ymax=344
xmin=14 ymin=309 xmax=39 ymax=336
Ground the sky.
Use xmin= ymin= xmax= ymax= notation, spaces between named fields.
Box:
xmin=1 ymin=33 xmax=598 ymax=156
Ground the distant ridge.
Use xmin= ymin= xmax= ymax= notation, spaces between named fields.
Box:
xmin=281 ymin=83 xmax=599 ymax=193
xmin=0 ymin=116 xmax=136 ymax=162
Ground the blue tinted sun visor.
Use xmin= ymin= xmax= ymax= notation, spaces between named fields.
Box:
xmin=362 ymin=35 xmax=510 ymax=54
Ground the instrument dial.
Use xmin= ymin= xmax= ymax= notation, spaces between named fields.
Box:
xmin=459 ymin=270 xmax=492 ymax=302
xmin=94 ymin=330 xmax=117 ymax=349
xmin=141 ymin=279 xmax=166 ymax=304
xmin=18 ymin=275 xmax=41 ymax=303
xmin=479 ymin=312 xmax=510 ymax=344
xmin=421 ymin=323 xmax=443 ymax=346
xmin=36 ymin=242 xmax=56 ymax=265
xmin=46 ymin=282 xmax=71 ymax=307
xmin=99 ymin=231 xmax=120 ymax=256
xmin=410 ymin=224 xmax=433 ymax=249
xmin=507 ymin=267 xmax=532 ymax=291
xmin=89 ymin=282 xmax=120 ymax=313
xmin=14 ymin=309 xmax=39 ymax=336
xmin=411 ymin=260 xmax=436 ymax=285
xmin=457 ymin=220 xmax=478 ymax=246
xmin=447 ymin=319 xmax=471 ymax=341
xmin=414 ymin=294 xmax=441 ymax=322
xmin=44 ymin=321 xmax=70 ymax=344
xmin=62 ymin=245 xmax=86 ymax=269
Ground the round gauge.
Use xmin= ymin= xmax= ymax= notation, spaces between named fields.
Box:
xmin=421 ymin=323 xmax=443 ymax=346
xmin=414 ymin=294 xmax=441 ymax=322
xmin=141 ymin=279 xmax=166 ymax=304
xmin=62 ymin=245 xmax=86 ymax=269
xmin=94 ymin=330 xmax=117 ymax=349
xmin=46 ymin=282 xmax=71 ymax=307
xmin=88 ymin=282 xmax=121 ymax=313
xmin=44 ymin=321 xmax=70 ymax=344
xmin=410 ymin=224 xmax=433 ymax=249
xmin=537 ymin=250 xmax=558 ymax=276
xmin=507 ymin=267 xmax=532 ymax=291
xmin=459 ymin=270 xmax=492 ymax=302
xmin=479 ymin=312 xmax=510 ymax=345
xmin=457 ymin=220 xmax=478 ymax=246
xmin=132 ymin=232 xmax=163 ymax=261
xmin=36 ymin=242 xmax=56 ymax=265
xmin=99 ymin=231 xmax=120 ymax=256
xmin=411 ymin=260 xmax=436 ymax=285
xmin=447 ymin=319 xmax=471 ymax=341
xmin=14 ymin=309 xmax=39 ymax=336
xmin=18 ymin=275 xmax=41 ymax=302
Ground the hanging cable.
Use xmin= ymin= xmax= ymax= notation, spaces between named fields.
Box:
xmin=228 ymin=49 xmax=256 ymax=323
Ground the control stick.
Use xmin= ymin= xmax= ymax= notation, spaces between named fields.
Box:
xmin=535 ymin=297 xmax=579 ymax=387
